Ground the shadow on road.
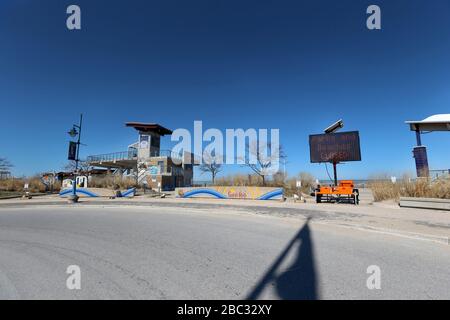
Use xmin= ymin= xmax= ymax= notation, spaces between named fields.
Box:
xmin=247 ymin=218 xmax=318 ymax=300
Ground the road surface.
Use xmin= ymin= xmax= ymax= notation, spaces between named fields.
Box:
xmin=0 ymin=205 xmax=449 ymax=299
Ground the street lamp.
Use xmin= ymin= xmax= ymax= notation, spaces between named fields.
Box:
xmin=67 ymin=114 xmax=83 ymax=203
xmin=68 ymin=127 xmax=78 ymax=138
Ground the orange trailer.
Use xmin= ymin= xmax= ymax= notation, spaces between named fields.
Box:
xmin=314 ymin=180 xmax=359 ymax=205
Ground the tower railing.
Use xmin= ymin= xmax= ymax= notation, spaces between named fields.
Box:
xmin=149 ymin=150 xmax=182 ymax=161
xmin=87 ymin=149 xmax=183 ymax=163
xmin=87 ymin=150 xmax=138 ymax=163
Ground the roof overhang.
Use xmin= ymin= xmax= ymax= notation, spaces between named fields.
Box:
xmin=405 ymin=114 xmax=450 ymax=132
xmin=125 ymin=122 xmax=173 ymax=135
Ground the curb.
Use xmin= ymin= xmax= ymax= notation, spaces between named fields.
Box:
xmin=399 ymin=197 xmax=450 ymax=211
xmin=316 ymin=221 xmax=450 ymax=245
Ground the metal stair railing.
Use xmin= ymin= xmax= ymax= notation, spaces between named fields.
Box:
xmin=87 ymin=150 xmax=138 ymax=163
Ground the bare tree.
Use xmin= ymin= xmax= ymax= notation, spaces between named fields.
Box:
xmin=0 ymin=157 xmax=13 ymax=171
xmin=199 ymin=152 xmax=223 ymax=184
xmin=63 ymin=160 xmax=92 ymax=175
xmin=243 ymin=141 xmax=286 ymax=186
xmin=0 ymin=158 xmax=13 ymax=180
xmin=272 ymin=170 xmax=287 ymax=186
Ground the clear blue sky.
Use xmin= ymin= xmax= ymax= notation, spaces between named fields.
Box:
xmin=1 ymin=0 xmax=449 ymax=180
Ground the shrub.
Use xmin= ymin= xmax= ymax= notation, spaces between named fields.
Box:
xmin=28 ymin=177 xmax=47 ymax=193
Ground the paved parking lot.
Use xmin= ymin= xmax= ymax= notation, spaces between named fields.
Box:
xmin=0 ymin=205 xmax=449 ymax=299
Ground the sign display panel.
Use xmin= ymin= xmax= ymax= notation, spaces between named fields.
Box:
xmin=68 ymin=141 xmax=77 ymax=160
xmin=309 ymin=131 xmax=361 ymax=163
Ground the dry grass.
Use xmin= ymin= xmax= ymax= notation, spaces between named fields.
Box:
xmin=0 ymin=175 xmax=137 ymax=194
xmin=0 ymin=176 xmax=60 ymax=193
xmin=284 ymin=172 xmax=316 ymax=196
xmin=0 ymin=178 xmax=23 ymax=192
xmin=213 ymin=172 xmax=315 ymax=196
xmin=88 ymin=175 xmax=137 ymax=190
xmin=368 ymin=176 xmax=450 ymax=201
xmin=214 ymin=173 xmax=261 ymax=186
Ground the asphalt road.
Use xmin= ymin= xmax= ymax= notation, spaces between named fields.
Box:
xmin=0 ymin=205 xmax=449 ymax=299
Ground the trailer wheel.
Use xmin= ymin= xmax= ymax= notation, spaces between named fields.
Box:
xmin=352 ymin=193 xmax=359 ymax=205
xmin=352 ymin=189 xmax=360 ymax=205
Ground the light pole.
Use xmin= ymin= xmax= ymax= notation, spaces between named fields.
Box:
xmin=67 ymin=114 xmax=83 ymax=203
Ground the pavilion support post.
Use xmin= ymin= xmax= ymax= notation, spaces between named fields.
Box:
xmin=415 ymin=129 xmax=422 ymax=146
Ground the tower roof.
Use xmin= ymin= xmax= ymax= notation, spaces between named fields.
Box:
xmin=125 ymin=122 xmax=173 ymax=135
